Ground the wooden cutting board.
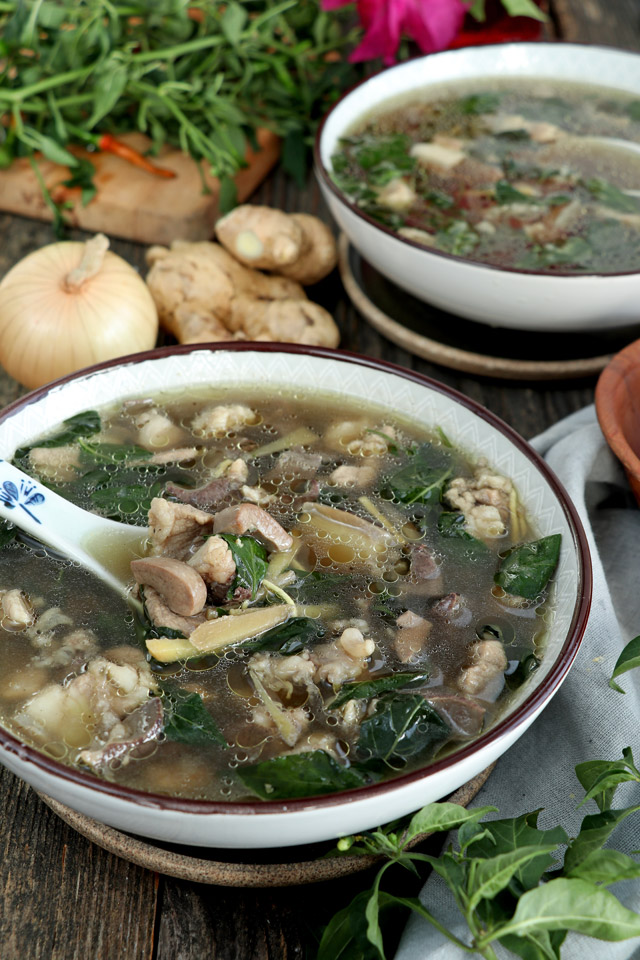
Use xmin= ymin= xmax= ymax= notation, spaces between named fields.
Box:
xmin=0 ymin=128 xmax=280 ymax=245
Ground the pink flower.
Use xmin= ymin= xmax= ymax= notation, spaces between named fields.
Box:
xmin=323 ymin=0 xmax=467 ymax=65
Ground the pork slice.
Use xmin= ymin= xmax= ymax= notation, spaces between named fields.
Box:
xmin=131 ymin=557 xmax=207 ymax=617
xmin=166 ymin=477 xmax=233 ymax=510
xmin=269 ymin=448 xmax=324 ymax=479
xmin=213 ymin=503 xmax=293 ymax=552
xmin=143 ymin=585 xmax=207 ymax=637
xmin=148 ymin=497 xmax=214 ymax=559
xmin=411 ymin=545 xmax=440 ymax=580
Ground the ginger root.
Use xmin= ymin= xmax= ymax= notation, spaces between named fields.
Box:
xmin=145 ymin=239 xmax=339 ymax=348
xmin=215 ymin=206 xmax=337 ymax=285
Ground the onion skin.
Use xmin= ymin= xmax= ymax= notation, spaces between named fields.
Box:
xmin=0 ymin=240 xmax=159 ymax=389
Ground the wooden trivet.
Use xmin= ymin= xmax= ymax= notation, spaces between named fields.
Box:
xmin=38 ymin=763 xmax=495 ymax=887
xmin=339 ymin=234 xmax=638 ymax=381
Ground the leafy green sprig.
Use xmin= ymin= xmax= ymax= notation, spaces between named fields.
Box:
xmin=0 ymin=0 xmax=360 ymax=205
xmin=317 ymin=749 xmax=640 ymax=960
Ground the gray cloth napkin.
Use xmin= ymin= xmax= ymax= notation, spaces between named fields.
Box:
xmin=395 ymin=405 xmax=640 ymax=960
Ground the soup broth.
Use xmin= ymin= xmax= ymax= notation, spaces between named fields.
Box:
xmin=0 ymin=388 xmax=560 ymax=801
xmin=331 ymin=78 xmax=640 ymax=274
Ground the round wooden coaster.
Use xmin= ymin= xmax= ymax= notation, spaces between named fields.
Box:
xmin=38 ymin=763 xmax=494 ymax=887
xmin=338 ymin=234 xmax=639 ymax=381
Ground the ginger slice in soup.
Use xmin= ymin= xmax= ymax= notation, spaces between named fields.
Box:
xmin=189 ymin=604 xmax=291 ymax=653
xmin=145 ymin=635 xmax=202 ymax=663
xmin=298 ymin=501 xmax=395 ymax=567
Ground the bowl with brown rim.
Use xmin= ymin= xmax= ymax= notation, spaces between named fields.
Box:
xmin=0 ymin=343 xmax=591 ymax=848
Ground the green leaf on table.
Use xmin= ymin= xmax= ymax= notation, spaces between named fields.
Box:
xmin=609 ymin=634 xmax=640 ymax=692
xmin=405 ymin=801 xmax=498 ymax=845
xmin=162 ymin=689 xmax=227 ymax=747
xmin=21 ymin=126 xmax=78 ymax=167
xmin=329 ymin=672 xmax=431 ymax=710
xmin=317 ymin=888 xmax=399 ymax=960
xmin=496 ymin=876 xmax=640 ymax=941
xmin=239 ymin=617 xmax=324 ymax=656
xmin=500 ymin=0 xmax=548 ymax=20
xmin=238 ymin=750 xmax=371 ymax=800
xmin=221 ymin=1 xmax=248 ymax=44
xmin=62 ymin=157 xmax=97 ymax=207
xmin=498 ymin=929 xmax=566 ymax=960
xmin=495 ymin=534 xmax=561 ymax=599
xmin=585 ymin=177 xmax=640 ymax=214
xmin=563 ymin=805 xmax=640 ymax=875
xmin=218 ymin=534 xmax=268 ymax=600
xmin=468 ymin=844 xmax=561 ymax=910
xmin=382 ymin=443 xmax=452 ymax=505
xmin=566 ymin=848 xmax=640 ymax=886
xmin=462 ymin=809 xmax=568 ymax=892
xmin=15 ymin=410 xmax=101 ymax=459
xmin=576 ymin=752 xmax=640 ymax=810
xmin=357 ymin=693 xmax=450 ymax=767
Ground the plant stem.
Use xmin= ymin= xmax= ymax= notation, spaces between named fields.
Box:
xmin=1 ymin=67 xmax=94 ymax=102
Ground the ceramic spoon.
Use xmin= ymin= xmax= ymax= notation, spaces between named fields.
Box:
xmin=0 ymin=459 xmax=147 ymax=595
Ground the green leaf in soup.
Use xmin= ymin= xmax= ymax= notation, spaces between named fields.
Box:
xmin=504 ymin=652 xmax=541 ymax=691
xmin=289 ymin=569 xmax=348 ymax=602
xmin=435 ymin=220 xmax=480 ymax=257
xmin=520 ymin=236 xmax=592 ymax=270
xmin=382 ymin=443 xmax=452 ymax=505
xmin=239 ymin=617 xmax=325 ymax=656
xmin=500 ymin=0 xmax=547 ymax=20
xmin=437 ymin=511 xmax=490 ymax=558
xmin=237 ymin=750 xmax=371 ymax=800
xmin=609 ymin=634 xmax=640 ymax=693
xmin=77 ymin=441 xmax=152 ymax=464
xmin=329 ymin=672 xmax=431 ymax=710
xmin=585 ymin=177 xmax=640 ymax=214
xmin=495 ymin=180 xmax=540 ymax=205
xmin=626 ymin=100 xmax=640 ymax=121
xmin=357 ymin=693 xmax=450 ymax=767
xmin=460 ymin=91 xmax=501 ymax=114
xmin=495 ymin=534 xmax=561 ymax=599
xmin=496 ymin=876 xmax=640 ymax=942
xmin=161 ymin=690 xmax=227 ymax=747
xmin=15 ymin=410 xmax=101 ymax=458
xmin=217 ymin=534 xmax=268 ymax=600
xmin=0 ymin=521 xmax=17 ymax=548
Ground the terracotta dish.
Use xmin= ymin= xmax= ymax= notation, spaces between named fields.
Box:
xmin=595 ymin=338 xmax=640 ymax=505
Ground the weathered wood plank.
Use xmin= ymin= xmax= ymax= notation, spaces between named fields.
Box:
xmin=0 ymin=767 xmax=158 ymax=960
xmin=553 ymin=0 xmax=640 ymax=47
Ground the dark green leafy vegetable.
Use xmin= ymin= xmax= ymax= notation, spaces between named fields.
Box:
xmin=0 ymin=521 xmax=17 ymax=548
xmin=435 ymin=220 xmax=480 ymax=256
xmin=519 ymin=236 xmax=592 ymax=269
xmin=161 ymin=689 xmax=227 ymax=747
xmin=357 ymin=693 xmax=450 ymax=767
xmin=460 ymin=92 xmax=502 ymax=115
xmin=382 ymin=444 xmax=452 ymax=505
xmin=495 ymin=180 xmax=540 ymax=205
xmin=329 ymin=672 xmax=430 ymax=710
xmin=237 ymin=750 xmax=371 ymax=800
xmin=217 ymin=534 xmax=268 ymax=601
xmin=437 ymin=511 xmax=490 ymax=558
xmin=504 ymin=652 xmax=540 ymax=690
xmin=289 ymin=570 xmax=348 ymax=603
xmin=317 ymin=747 xmax=640 ymax=960
xmin=240 ymin=617 xmax=324 ymax=656
xmin=585 ymin=178 xmax=640 ymax=214
xmin=15 ymin=410 xmax=100 ymax=458
xmin=609 ymin=634 xmax=640 ymax=693
xmin=575 ymin=747 xmax=640 ymax=812
xmin=495 ymin=534 xmax=561 ymax=599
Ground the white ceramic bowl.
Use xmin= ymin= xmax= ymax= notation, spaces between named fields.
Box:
xmin=0 ymin=345 xmax=591 ymax=848
xmin=316 ymin=43 xmax=640 ymax=332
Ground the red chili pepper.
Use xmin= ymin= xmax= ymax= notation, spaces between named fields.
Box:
xmin=97 ymin=133 xmax=176 ymax=179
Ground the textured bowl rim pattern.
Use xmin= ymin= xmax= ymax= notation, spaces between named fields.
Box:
xmin=314 ymin=41 xmax=640 ymax=280
xmin=0 ymin=342 xmax=593 ymax=816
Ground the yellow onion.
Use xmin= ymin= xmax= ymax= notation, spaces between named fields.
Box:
xmin=0 ymin=234 xmax=158 ymax=389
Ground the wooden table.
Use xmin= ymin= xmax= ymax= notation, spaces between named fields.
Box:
xmin=1 ymin=2 xmax=637 ymax=957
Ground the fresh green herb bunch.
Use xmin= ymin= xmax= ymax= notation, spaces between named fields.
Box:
xmin=0 ymin=0 xmax=359 ymax=197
